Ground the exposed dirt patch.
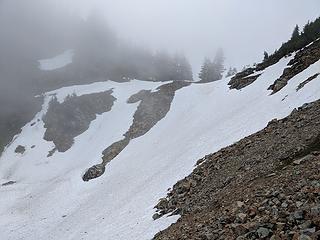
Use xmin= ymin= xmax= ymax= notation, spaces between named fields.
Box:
xmin=43 ymin=90 xmax=116 ymax=153
xmin=154 ymin=100 xmax=320 ymax=240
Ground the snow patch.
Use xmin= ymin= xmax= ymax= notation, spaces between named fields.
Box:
xmin=39 ymin=50 xmax=74 ymax=71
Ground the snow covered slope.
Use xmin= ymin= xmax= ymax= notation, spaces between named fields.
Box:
xmin=0 ymin=54 xmax=320 ymax=239
xmin=39 ymin=50 xmax=74 ymax=71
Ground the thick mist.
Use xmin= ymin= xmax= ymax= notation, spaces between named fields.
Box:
xmin=0 ymin=0 xmax=319 ymax=78
xmin=73 ymin=0 xmax=320 ymax=71
xmin=0 ymin=0 xmax=319 ymax=150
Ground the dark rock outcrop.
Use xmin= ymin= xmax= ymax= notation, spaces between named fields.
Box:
xmin=228 ymin=72 xmax=261 ymax=90
xmin=154 ymin=100 xmax=320 ymax=240
xmin=296 ymin=73 xmax=320 ymax=91
xmin=2 ymin=181 xmax=16 ymax=186
xmin=43 ymin=90 xmax=116 ymax=153
xmin=14 ymin=145 xmax=26 ymax=154
xmin=269 ymin=39 xmax=320 ymax=94
xmin=228 ymin=39 xmax=320 ymax=92
xmin=82 ymin=164 xmax=105 ymax=182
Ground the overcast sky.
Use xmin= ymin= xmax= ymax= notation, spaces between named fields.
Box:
xmin=2 ymin=0 xmax=319 ymax=75
xmin=64 ymin=0 xmax=319 ymax=73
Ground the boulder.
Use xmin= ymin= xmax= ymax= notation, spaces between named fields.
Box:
xmin=15 ymin=145 xmax=25 ymax=154
xmin=82 ymin=164 xmax=106 ymax=182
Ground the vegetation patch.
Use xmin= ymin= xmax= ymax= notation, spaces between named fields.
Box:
xmin=229 ymin=17 xmax=320 ymax=90
xmin=43 ymin=90 xmax=116 ymax=153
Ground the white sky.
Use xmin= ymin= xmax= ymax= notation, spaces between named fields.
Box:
xmin=4 ymin=0 xmax=320 ymax=74
xmin=67 ymin=0 xmax=319 ymax=73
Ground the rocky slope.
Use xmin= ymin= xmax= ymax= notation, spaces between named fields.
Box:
xmin=269 ymin=39 xmax=320 ymax=94
xmin=228 ymin=38 xmax=320 ymax=91
xmin=154 ymin=100 xmax=320 ymax=240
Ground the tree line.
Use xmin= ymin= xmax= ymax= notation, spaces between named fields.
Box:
xmin=263 ymin=16 xmax=320 ymax=62
xmin=73 ymin=14 xmax=193 ymax=82
xmin=198 ymin=48 xmax=238 ymax=82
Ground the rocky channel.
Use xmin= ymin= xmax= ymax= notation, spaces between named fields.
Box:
xmin=83 ymin=81 xmax=190 ymax=181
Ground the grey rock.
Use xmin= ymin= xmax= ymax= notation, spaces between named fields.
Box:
xmin=299 ymin=234 xmax=312 ymax=240
xmin=236 ymin=213 xmax=247 ymax=223
xmin=15 ymin=145 xmax=25 ymax=154
xmin=293 ymin=155 xmax=314 ymax=165
xmin=152 ymin=213 xmax=161 ymax=221
xmin=301 ymin=227 xmax=316 ymax=234
xmin=256 ymin=227 xmax=270 ymax=238
xmin=310 ymin=205 xmax=320 ymax=217
xmin=293 ymin=210 xmax=304 ymax=220
xmin=296 ymin=201 xmax=304 ymax=208
xmin=2 ymin=181 xmax=16 ymax=186
xmin=82 ymin=164 xmax=106 ymax=182
xmin=298 ymin=220 xmax=312 ymax=230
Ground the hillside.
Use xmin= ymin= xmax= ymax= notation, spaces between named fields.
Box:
xmin=0 ymin=29 xmax=319 ymax=240
xmin=154 ymin=99 xmax=320 ymax=240
xmin=153 ymin=37 xmax=320 ymax=240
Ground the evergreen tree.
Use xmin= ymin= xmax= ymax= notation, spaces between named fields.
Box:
xmin=0 ymin=138 xmax=4 ymax=156
xmin=198 ymin=58 xmax=212 ymax=82
xmin=153 ymin=51 xmax=175 ymax=81
xmin=302 ymin=18 xmax=320 ymax=43
xmin=263 ymin=51 xmax=269 ymax=61
xmin=241 ymin=65 xmax=250 ymax=71
xmin=291 ymin=25 xmax=300 ymax=40
xmin=172 ymin=53 xmax=193 ymax=80
xmin=212 ymin=48 xmax=225 ymax=81
xmin=226 ymin=67 xmax=237 ymax=77
xmin=199 ymin=49 xmax=225 ymax=82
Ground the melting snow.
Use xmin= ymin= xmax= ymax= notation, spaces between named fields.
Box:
xmin=0 ymin=57 xmax=320 ymax=240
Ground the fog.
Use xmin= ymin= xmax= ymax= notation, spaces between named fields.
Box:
xmin=0 ymin=0 xmax=319 ymax=147
xmin=69 ymin=0 xmax=320 ymax=71
xmin=0 ymin=0 xmax=319 ymax=76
